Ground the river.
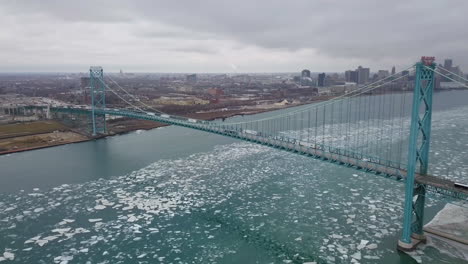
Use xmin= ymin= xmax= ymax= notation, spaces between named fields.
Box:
xmin=1 ymin=90 xmax=468 ymax=263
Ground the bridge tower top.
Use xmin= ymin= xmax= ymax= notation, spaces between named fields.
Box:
xmin=420 ymin=56 xmax=435 ymax=66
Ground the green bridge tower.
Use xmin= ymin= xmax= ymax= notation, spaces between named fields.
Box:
xmin=398 ymin=57 xmax=436 ymax=250
xmin=90 ymin=66 xmax=106 ymax=136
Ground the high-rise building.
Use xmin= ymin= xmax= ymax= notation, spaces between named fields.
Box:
xmin=401 ymin=70 xmax=410 ymax=76
xmin=345 ymin=70 xmax=359 ymax=83
xmin=391 ymin=66 xmax=396 ymax=75
xmin=345 ymin=70 xmax=352 ymax=82
xmin=356 ymin=66 xmax=370 ymax=84
xmin=350 ymin=71 xmax=358 ymax=83
xmin=377 ymin=70 xmax=390 ymax=79
xmin=444 ymin=59 xmax=453 ymax=70
xmin=301 ymin=69 xmax=311 ymax=78
xmin=186 ymin=74 xmax=197 ymax=83
xmin=441 ymin=59 xmax=463 ymax=82
xmin=318 ymin=73 xmax=326 ymax=87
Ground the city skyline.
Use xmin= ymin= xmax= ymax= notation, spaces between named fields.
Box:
xmin=1 ymin=1 xmax=468 ymax=73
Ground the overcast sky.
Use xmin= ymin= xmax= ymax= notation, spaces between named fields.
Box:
xmin=1 ymin=0 xmax=467 ymax=73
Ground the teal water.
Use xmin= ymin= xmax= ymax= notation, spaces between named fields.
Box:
xmin=0 ymin=91 xmax=468 ymax=263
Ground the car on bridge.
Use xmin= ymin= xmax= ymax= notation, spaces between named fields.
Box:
xmin=223 ymin=129 xmax=238 ymax=136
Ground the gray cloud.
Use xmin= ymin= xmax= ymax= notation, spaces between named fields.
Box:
xmin=0 ymin=0 xmax=467 ymax=72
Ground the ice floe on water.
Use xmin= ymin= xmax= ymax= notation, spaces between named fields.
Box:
xmin=0 ymin=114 xmax=466 ymax=264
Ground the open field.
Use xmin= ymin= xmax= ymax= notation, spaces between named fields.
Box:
xmin=0 ymin=131 xmax=88 ymax=153
xmin=0 ymin=121 xmax=68 ymax=139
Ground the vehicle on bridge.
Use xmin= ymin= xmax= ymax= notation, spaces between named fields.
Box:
xmin=298 ymin=141 xmax=314 ymax=148
xmin=223 ymin=129 xmax=238 ymax=136
xmin=244 ymin=129 xmax=257 ymax=135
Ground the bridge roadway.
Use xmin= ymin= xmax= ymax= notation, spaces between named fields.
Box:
xmin=27 ymin=106 xmax=468 ymax=200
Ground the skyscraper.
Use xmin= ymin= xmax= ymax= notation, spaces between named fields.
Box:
xmin=350 ymin=71 xmax=358 ymax=83
xmin=345 ymin=70 xmax=359 ymax=83
xmin=301 ymin=69 xmax=311 ymax=78
xmin=345 ymin=70 xmax=352 ymax=82
xmin=444 ymin=59 xmax=453 ymax=70
xmin=357 ymin=66 xmax=370 ymax=84
xmin=318 ymin=73 xmax=326 ymax=87
xmin=377 ymin=70 xmax=390 ymax=79
xmin=391 ymin=66 xmax=396 ymax=75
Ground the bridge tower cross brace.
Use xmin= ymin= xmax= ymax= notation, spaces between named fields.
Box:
xmin=398 ymin=57 xmax=436 ymax=250
xmin=90 ymin=66 xmax=107 ymax=136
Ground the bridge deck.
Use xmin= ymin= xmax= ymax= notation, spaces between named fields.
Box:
xmin=189 ymin=122 xmax=467 ymax=199
xmin=25 ymin=106 xmax=468 ymax=200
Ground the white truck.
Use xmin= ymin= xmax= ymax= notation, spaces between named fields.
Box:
xmin=244 ymin=129 xmax=258 ymax=135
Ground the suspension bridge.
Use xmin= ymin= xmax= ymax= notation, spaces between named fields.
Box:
xmin=6 ymin=57 xmax=468 ymax=251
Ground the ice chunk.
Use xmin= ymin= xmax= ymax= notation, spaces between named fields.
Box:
xmin=357 ymin=240 xmax=369 ymax=250
xmin=94 ymin=205 xmax=106 ymax=210
xmin=33 ymin=208 xmax=44 ymax=213
xmin=24 ymin=235 xmax=41 ymax=244
xmin=351 ymin=252 xmax=361 ymax=260
xmin=127 ymin=215 xmax=138 ymax=222
xmin=366 ymin=243 xmax=377 ymax=249
xmin=36 ymin=240 xmax=48 ymax=246
xmin=4 ymin=207 xmax=15 ymax=212
xmin=57 ymin=218 xmax=75 ymax=225
xmin=3 ymin=252 xmax=14 ymax=261
xmin=42 ymin=235 xmax=59 ymax=242
xmin=52 ymin=228 xmax=71 ymax=234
